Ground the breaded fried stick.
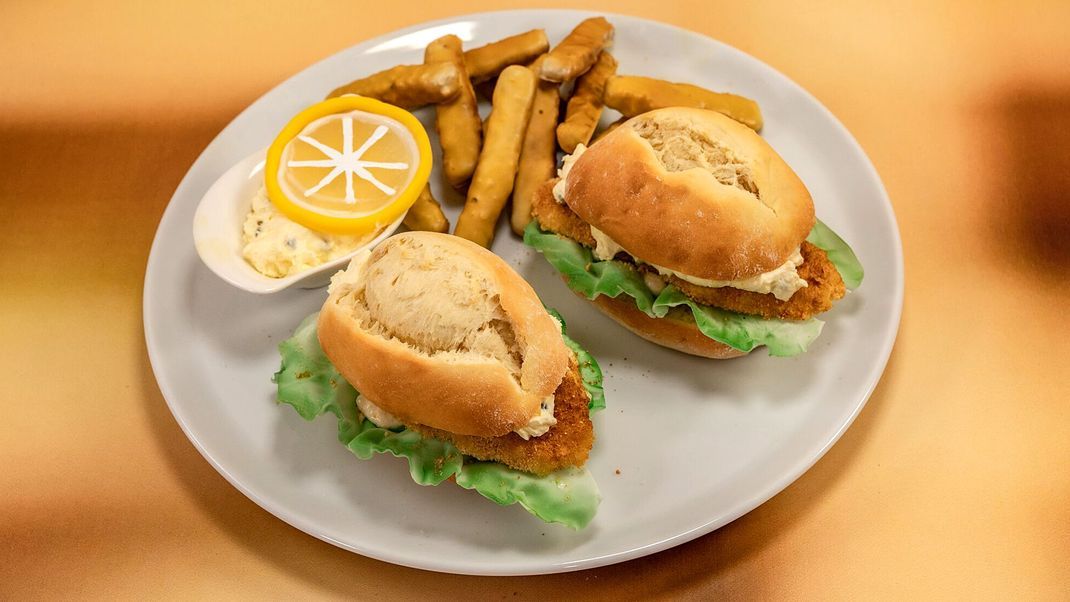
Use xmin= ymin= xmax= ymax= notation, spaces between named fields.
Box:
xmin=556 ymin=50 xmax=617 ymax=152
xmin=465 ymin=29 xmax=550 ymax=84
xmin=604 ymin=75 xmax=764 ymax=131
xmin=538 ymin=17 xmax=614 ymax=83
xmin=425 ymin=35 xmax=482 ymax=187
xmin=402 ymin=184 xmax=449 ymax=233
xmin=455 ymin=65 xmax=537 ymax=247
xmin=511 ymin=56 xmax=561 ymax=235
xmin=327 ymin=62 xmax=462 ymax=109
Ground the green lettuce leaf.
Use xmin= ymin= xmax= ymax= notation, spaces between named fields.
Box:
xmin=807 ymin=219 xmax=864 ymax=290
xmin=274 ymin=313 xmax=459 ymax=484
xmin=651 ymin=286 xmax=824 ymax=356
xmin=524 ymin=220 xmax=823 ymax=356
xmin=273 ymin=312 xmax=603 ymax=528
xmin=273 ymin=313 xmax=361 ymax=442
xmin=347 ymin=426 xmax=463 ymax=485
xmin=547 ymin=307 xmax=606 ymax=411
xmin=523 ymin=222 xmax=655 ymax=312
xmin=456 ymin=464 xmax=601 ymax=530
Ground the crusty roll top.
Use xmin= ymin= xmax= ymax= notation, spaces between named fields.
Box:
xmin=562 ymin=107 xmax=816 ymax=280
xmin=317 ymin=232 xmax=570 ymax=437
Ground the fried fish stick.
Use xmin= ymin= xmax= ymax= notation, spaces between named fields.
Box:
xmin=425 ymin=35 xmax=483 ymax=187
xmin=590 ymin=116 xmax=627 ymax=144
xmin=511 ymin=57 xmax=561 ymax=235
xmin=326 ymin=62 xmax=462 ymax=109
xmin=402 ymin=184 xmax=450 ymax=233
xmin=464 ymin=29 xmax=549 ymax=84
xmin=556 ymin=50 xmax=617 ymax=153
xmin=604 ymin=75 xmax=764 ymax=130
xmin=539 ymin=17 xmax=614 ymax=83
xmin=455 ymin=65 xmax=537 ymax=247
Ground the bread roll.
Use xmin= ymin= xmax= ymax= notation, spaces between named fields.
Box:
xmin=317 ymin=232 xmax=570 ymax=437
xmin=562 ymin=107 xmax=815 ymax=280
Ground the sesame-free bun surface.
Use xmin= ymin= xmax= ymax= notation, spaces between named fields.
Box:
xmin=562 ymin=107 xmax=816 ymax=280
xmin=317 ymin=232 xmax=571 ymax=437
xmin=589 ymin=293 xmax=747 ymax=359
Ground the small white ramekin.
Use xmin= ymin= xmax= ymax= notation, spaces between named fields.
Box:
xmin=192 ymin=149 xmax=405 ymax=293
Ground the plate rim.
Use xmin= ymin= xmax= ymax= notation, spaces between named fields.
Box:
xmin=143 ymin=8 xmax=904 ymax=576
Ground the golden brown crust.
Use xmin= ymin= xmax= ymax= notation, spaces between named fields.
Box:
xmin=589 ymin=294 xmax=746 ymax=359
xmin=464 ymin=29 xmax=549 ymax=84
xmin=538 ymin=17 xmax=614 ymax=83
xmin=318 ymin=232 xmax=570 ymax=438
xmin=410 ymin=358 xmax=594 ymax=475
xmin=425 ymin=35 xmax=483 ymax=187
xmin=326 ymin=62 xmax=461 ymax=109
xmin=556 ymin=50 xmax=618 ymax=153
xmin=454 ymin=65 xmax=537 ymax=247
xmin=603 ymin=75 xmax=763 ymax=130
xmin=664 ymin=242 xmax=845 ymax=321
xmin=511 ymin=55 xmax=561 ymax=235
xmin=401 ymin=184 xmax=449 ymax=233
xmin=531 ymin=178 xmax=596 ymax=246
xmin=563 ymin=107 xmax=815 ymax=279
xmin=533 ymin=183 xmax=843 ymax=321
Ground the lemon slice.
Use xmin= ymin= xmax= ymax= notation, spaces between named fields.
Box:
xmin=265 ymin=96 xmax=432 ymax=234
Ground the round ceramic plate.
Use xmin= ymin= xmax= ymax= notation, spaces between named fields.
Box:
xmin=144 ymin=10 xmax=902 ymax=575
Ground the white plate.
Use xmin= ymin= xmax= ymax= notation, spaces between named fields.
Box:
xmin=144 ymin=10 xmax=902 ymax=576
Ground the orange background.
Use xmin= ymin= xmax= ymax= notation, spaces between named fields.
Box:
xmin=3 ymin=1 xmax=1069 ymax=598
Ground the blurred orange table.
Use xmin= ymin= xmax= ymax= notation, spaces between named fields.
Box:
xmin=3 ymin=1 xmax=1068 ymax=598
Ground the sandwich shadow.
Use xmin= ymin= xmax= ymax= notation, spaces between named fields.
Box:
xmin=268 ymin=390 xmax=602 ymax=555
xmin=569 ymin=297 xmax=826 ymax=405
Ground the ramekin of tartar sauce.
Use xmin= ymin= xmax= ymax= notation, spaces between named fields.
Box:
xmin=192 ymin=149 xmax=405 ymax=294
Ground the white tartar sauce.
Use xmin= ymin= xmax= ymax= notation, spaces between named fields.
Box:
xmin=357 ymin=394 xmax=403 ymax=429
xmin=241 ymin=187 xmax=375 ymax=278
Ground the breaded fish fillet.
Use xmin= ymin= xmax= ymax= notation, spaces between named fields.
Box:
xmin=662 ymin=244 xmax=844 ymax=320
xmin=408 ymin=358 xmax=594 ymax=476
xmin=531 ymin=179 xmax=598 ymax=247
xmin=531 ymin=179 xmax=845 ymax=321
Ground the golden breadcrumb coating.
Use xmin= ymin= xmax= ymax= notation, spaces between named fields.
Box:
xmin=408 ymin=359 xmax=594 ymax=476
xmin=531 ymin=178 xmax=845 ymax=321
xmin=663 ymin=243 xmax=844 ymax=320
xmin=531 ymin=179 xmax=598 ymax=246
